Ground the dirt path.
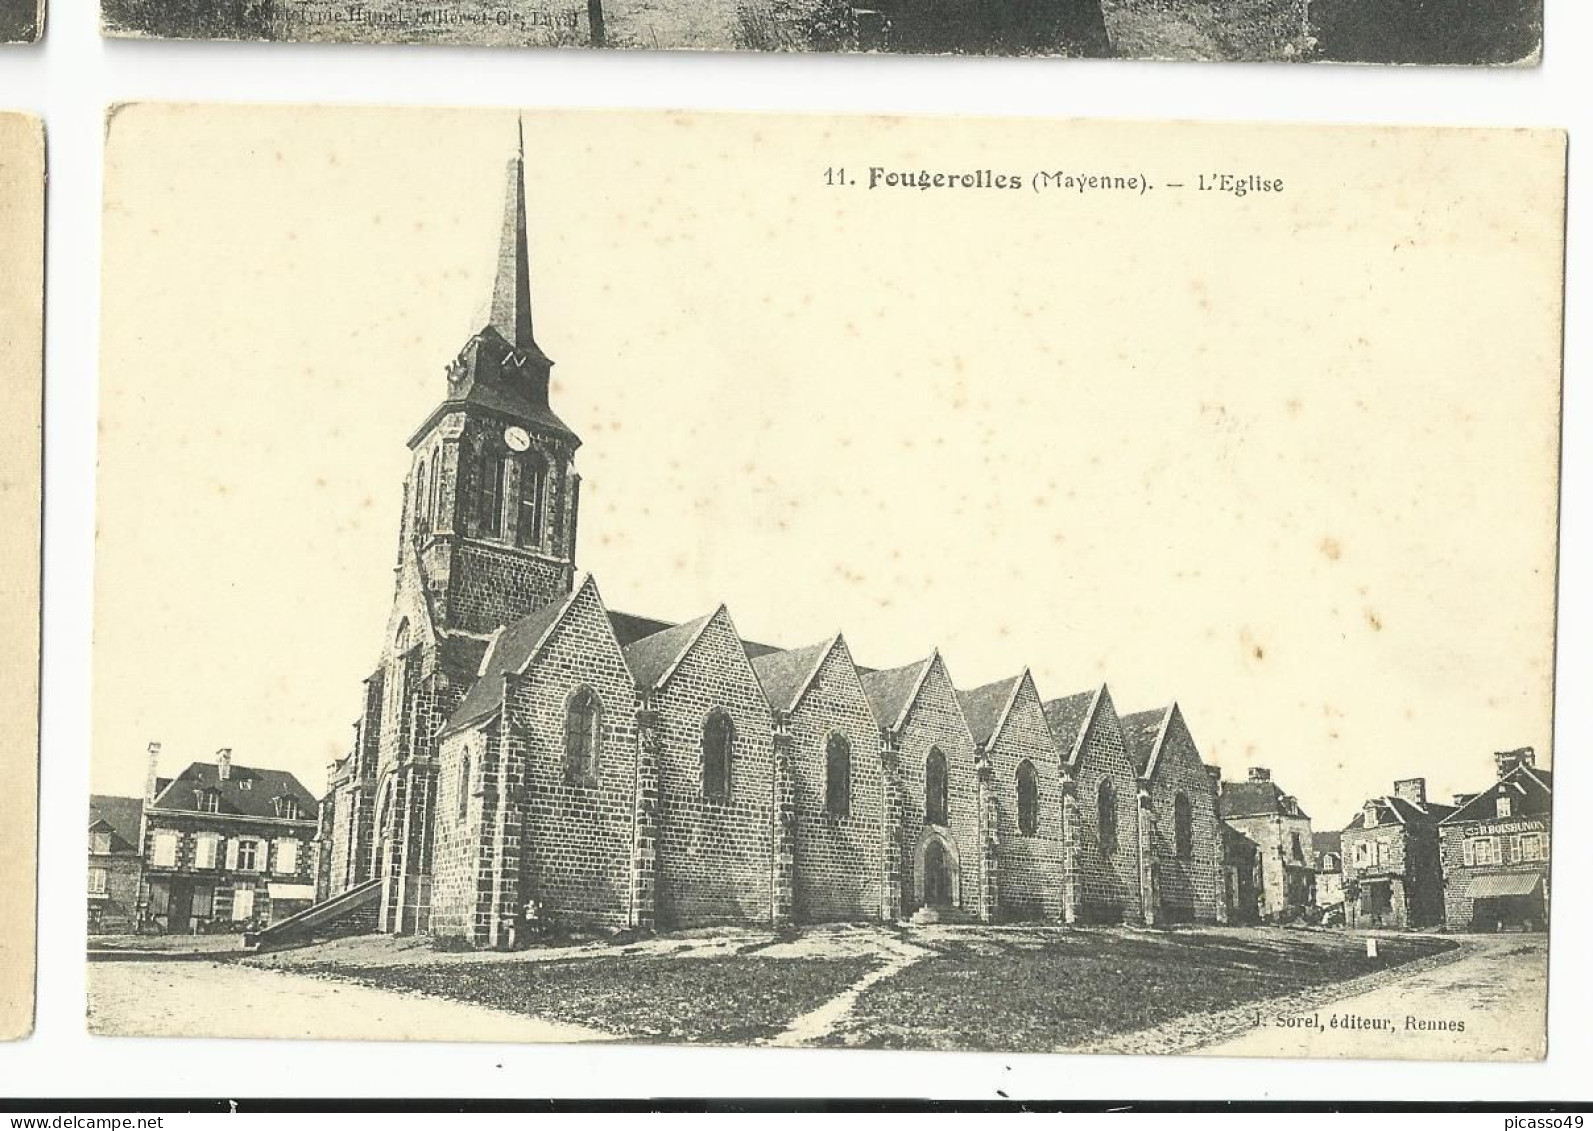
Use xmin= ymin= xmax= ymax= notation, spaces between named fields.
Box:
xmin=1197 ymin=935 xmax=1546 ymax=1062
xmin=87 ymin=958 xmax=611 ymax=1044
xmin=763 ymin=933 xmax=932 ymax=1047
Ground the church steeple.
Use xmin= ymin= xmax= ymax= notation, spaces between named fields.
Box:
xmin=419 ymin=125 xmax=569 ymax=440
xmin=487 ymin=120 xmax=537 ymax=355
xmin=399 ymin=127 xmax=583 ymax=638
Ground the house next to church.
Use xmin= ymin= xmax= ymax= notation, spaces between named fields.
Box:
xmin=306 ymin=139 xmax=1244 ymax=949
xmin=90 ymin=743 xmax=321 ymax=935
xmin=1217 ymin=767 xmax=1316 ymax=922
xmin=1340 ymin=777 xmax=1454 ymax=930
xmin=1438 ymin=748 xmax=1551 ymax=932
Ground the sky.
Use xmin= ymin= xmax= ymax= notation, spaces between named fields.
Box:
xmin=95 ymin=106 xmax=1563 ymax=828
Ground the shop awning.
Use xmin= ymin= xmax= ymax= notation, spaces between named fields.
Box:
xmin=1471 ymin=872 xmax=1543 ymax=899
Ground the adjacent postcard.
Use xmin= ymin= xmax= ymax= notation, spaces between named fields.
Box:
xmin=93 ymin=105 xmax=1563 ymax=1059
xmin=0 ymin=112 xmax=44 ymax=1042
xmin=1 ymin=0 xmax=41 ymax=41
xmin=99 ymin=0 xmax=1543 ymax=64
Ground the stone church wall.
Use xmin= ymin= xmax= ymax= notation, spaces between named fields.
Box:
xmin=507 ymin=585 xmax=638 ymax=931
xmin=652 ymin=611 xmax=777 ymax=928
xmin=988 ymin=678 xmax=1066 ymax=922
xmin=894 ymin=658 xmax=981 ymax=917
xmin=1147 ymin=709 xmax=1224 ymax=923
xmin=786 ymin=641 xmax=887 ymax=923
xmin=1069 ymin=690 xmax=1142 ymax=923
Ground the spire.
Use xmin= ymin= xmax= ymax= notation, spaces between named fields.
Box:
xmin=488 ymin=118 xmax=536 ymax=351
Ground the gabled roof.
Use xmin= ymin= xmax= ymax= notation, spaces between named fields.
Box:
xmin=957 ymin=673 xmax=1025 ymax=747
xmin=1042 ymin=688 xmax=1100 ymax=764
xmin=623 ymin=611 xmax=717 ymax=692
xmin=1120 ymin=706 xmax=1171 ymax=777
xmin=859 ymin=655 xmax=934 ymax=732
xmin=608 ymin=610 xmax=678 ymax=650
xmin=150 ymin=763 xmax=317 ymax=820
xmin=1313 ymin=830 xmax=1342 ymax=860
xmin=750 ymin=637 xmax=837 ymax=715
xmin=446 ymin=589 xmax=580 ymax=733
xmin=1439 ymin=762 xmax=1552 ymax=825
xmin=88 ymin=794 xmax=143 ymax=850
xmin=608 ymin=610 xmax=784 ymax=660
xmin=1345 ymin=794 xmax=1455 ymax=830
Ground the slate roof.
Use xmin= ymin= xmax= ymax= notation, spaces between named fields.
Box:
xmin=1346 ymin=794 xmax=1454 ymax=829
xmin=1042 ymin=689 xmax=1098 ymax=761
xmin=623 ymin=613 xmax=715 ymax=691
xmin=750 ymin=638 xmax=834 ymax=714
xmin=608 ymin=611 xmax=678 ymax=650
xmin=957 ymin=675 xmax=1023 ymax=747
xmin=1120 ymin=708 xmax=1169 ymax=776
xmin=434 ymin=364 xmax=576 ymax=440
xmin=1218 ymin=780 xmax=1313 ymax=821
xmin=151 ymin=762 xmax=318 ymax=820
xmin=88 ymin=794 xmax=143 ymax=851
xmin=1440 ymin=763 xmax=1552 ymax=825
xmin=860 ymin=657 xmax=932 ymax=731
xmin=609 ymin=610 xmax=784 ymax=660
xmin=447 ymin=595 xmax=575 ymax=733
xmin=1313 ymin=830 xmax=1342 ymax=862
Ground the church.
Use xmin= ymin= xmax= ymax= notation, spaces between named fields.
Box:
xmin=315 ymin=143 xmax=1229 ymax=947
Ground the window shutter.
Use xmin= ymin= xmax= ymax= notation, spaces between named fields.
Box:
xmin=275 ymin=838 xmax=298 ymax=875
xmin=1463 ymin=838 xmax=1474 ymax=867
xmin=225 ymin=838 xmax=239 ymax=871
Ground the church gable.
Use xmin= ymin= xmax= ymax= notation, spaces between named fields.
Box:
xmin=643 ymin=605 xmax=777 ymax=928
xmin=1142 ymin=702 xmax=1224 ymax=923
xmin=1064 ymin=684 xmax=1143 ymax=923
xmin=774 ymin=636 xmax=887 ymax=923
xmin=978 ymin=671 xmax=1065 ymax=922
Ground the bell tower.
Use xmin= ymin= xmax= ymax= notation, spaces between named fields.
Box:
xmin=400 ymin=125 xmax=582 ymax=637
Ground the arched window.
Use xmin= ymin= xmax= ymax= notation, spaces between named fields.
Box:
xmin=479 ymin=446 xmax=506 ymax=537
xmin=517 ymin=455 xmax=546 ymax=549
xmin=1174 ymin=792 xmax=1194 ymax=859
xmin=1098 ymin=778 xmax=1118 ymax=857
xmin=825 ymin=734 xmax=851 ymax=817
xmin=428 ymin=455 xmax=442 ymax=528
xmin=702 ymin=709 xmax=734 ymax=802
xmin=924 ymin=746 xmax=949 ymax=827
xmin=413 ymin=458 xmax=429 ymax=532
xmin=390 ymin=619 xmax=412 ymax=739
xmin=457 ymin=752 xmax=471 ymax=821
xmin=1016 ymin=760 xmax=1039 ymax=836
xmin=565 ymin=686 xmax=601 ymax=782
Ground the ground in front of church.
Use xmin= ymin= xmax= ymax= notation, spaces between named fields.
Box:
xmin=84 ymin=922 xmax=1547 ymax=1057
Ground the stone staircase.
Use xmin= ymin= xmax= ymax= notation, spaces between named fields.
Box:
xmin=243 ymin=877 xmax=382 ymax=951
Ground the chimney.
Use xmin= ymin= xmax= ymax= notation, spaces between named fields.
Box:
xmin=144 ymin=741 xmax=161 ymax=802
xmin=1247 ymin=767 xmax=1271 ymax=783
xmin=1393 ymin=777 xmax=1427 ymax=807
xmin=217 ymin=748 xmax=233 ymax=781
xmin=1494 ymin=747 xmax=1535 ymax=780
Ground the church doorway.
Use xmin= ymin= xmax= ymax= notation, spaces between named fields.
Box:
xmin=912 ymin=826 xmax=960 ymax=912
xmin=924 ymin=838 xmax=953 ymax=909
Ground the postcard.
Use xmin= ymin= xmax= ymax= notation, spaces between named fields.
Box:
xmin=92 ymin=105 xmax=1563 ymax=1059
xmin=100 ymin=0 xmax=1543 ymax=64
xmin=0 ymin=111 xmax=43 ymax=1042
